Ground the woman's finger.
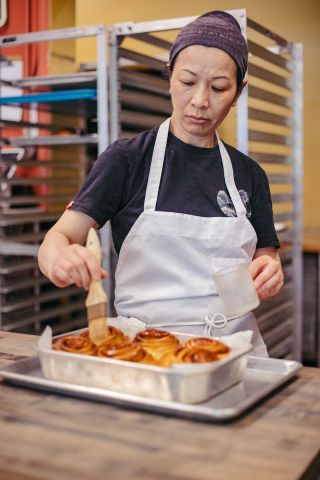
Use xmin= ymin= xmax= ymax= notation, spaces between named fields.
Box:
xmin=49 ymin=244 xmax=108 ymax=289
xmin=68 ymin=252 xmax=92 ymax=290
xmin=73 ymin=245 xmax=104 ymax=281
xmin=62 ymin=258 xmax=86 ymax=289
xmin=253 ymin=261 xmax=278 ymax=291
xmin=51 ymin=253 xmax=87 ymax=289
xmin=51 ymin=263 xmax=75 ymax=288
xmin=257 ymin=271 xmax=284 ymax=300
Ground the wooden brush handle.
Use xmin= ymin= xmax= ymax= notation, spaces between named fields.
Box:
xmin=86 ymin=227 xmax=102 ymax=265
xmin=85 ymin=228 xmax=107 ymax=308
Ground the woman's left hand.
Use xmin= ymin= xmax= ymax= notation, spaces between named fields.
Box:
xmin=250 ymin=248 xmax=284 ymax=301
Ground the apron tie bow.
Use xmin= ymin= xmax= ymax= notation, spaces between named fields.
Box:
xmin=204 ymin=313 xmax=227 ymax=337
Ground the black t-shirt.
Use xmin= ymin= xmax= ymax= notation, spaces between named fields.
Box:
xmin=70 ymin=126 xmax=279 ymax=254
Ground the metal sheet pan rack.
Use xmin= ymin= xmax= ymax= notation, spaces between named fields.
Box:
xmin=244 ymin=19 xmax=303 ymax=361
xmin=107 ymin=10 xmax=303 ymax=360
xmin=0 ymin=25 xmax=109 ymax=335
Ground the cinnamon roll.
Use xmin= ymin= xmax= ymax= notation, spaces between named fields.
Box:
xmin=97 ymin=342 xmax=156 ymax=364
xmin=134 ymin=329 xmax=180 ymax=361
xmin=52 ymin=334 xmax=96 ymax=355
xmin=184 ymin=337 xmax=231 ymax=358
xmin=159 ymin=345 xmax=220 ymax=367
xmin=80 ymin=326 xmax=128 ymax=347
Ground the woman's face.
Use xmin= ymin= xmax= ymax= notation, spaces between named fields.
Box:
xmin=169 ymin=45 xmax=244 ymax=147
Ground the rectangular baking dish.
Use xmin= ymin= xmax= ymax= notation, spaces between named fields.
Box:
xmin=35 ymin=317 xmax=252 ymax=404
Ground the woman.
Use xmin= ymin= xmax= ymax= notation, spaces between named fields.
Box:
xmin=38 ymin=11 xmax=284 ymax=356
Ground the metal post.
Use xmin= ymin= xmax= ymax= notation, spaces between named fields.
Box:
xmin=96 ymin=26 xmax=109 ymax=153
xmin=236 ymin=10 xmax=248 ymax=155
xmin=236 ymin=85 xmax=249 ymax=155
xmin=96 ymin=26 xmax=112 ymax=310
xmin=108 ymin=26 xmax=119 ymax=143
xmin=292 ymin=43 xmax=304 ymax=361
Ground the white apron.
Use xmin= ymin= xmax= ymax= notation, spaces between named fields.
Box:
xmin=115 ymin=118 xmax=268 ymax=357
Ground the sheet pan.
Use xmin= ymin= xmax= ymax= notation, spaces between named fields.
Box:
xmin=0 ymin=356 xmax=302 ymax=421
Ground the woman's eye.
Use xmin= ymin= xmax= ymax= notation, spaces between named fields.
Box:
xmin=212 ymin=87 xmax=225 ymax=92
xmin=181 ymin=81 xmax=193 ymax=86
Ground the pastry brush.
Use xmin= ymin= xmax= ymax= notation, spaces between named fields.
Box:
xmin=85 ymin=227 xmax=108 ymax=346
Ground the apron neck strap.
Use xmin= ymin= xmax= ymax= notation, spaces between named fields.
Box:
xmin=216 ymin=131 xmax=247 ymax=218
xmin=144 ymin=118 xmax=170 ymax=212
xmin=144 ymin=118 xmax=246 ymax=218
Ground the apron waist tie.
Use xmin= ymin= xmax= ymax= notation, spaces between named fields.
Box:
xmin=149 ymin=313 xmax=241 ymax=337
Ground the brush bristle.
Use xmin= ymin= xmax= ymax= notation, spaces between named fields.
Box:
xmin=89 ymin=317 xmax=108 ymax=346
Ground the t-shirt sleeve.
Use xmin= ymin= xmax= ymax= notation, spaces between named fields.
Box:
xmin=251 ymin=165 xmax=280 ymax=249
xmin=68 ymin=141 xmax=127 ymax=227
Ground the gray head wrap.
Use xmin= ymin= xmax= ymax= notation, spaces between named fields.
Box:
xmin=169 ymin=11 xmax=248 ymax=83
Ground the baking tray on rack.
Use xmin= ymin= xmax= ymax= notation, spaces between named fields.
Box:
xmin=0 ymin=356 xmax=302 ymax=421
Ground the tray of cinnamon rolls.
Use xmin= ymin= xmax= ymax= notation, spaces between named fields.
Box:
xmin=35 ymin=317 xmax=253 ymax=404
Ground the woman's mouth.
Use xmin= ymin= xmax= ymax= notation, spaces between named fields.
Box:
xmin=186 ymin=115 xmax=209 ymax=125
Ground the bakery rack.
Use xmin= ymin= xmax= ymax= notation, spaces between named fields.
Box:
xmin=0 ymin=25 xmax=110 ymax=334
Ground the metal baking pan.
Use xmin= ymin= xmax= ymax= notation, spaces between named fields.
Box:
xmin=0 ymin=356 xmax=302 ymax=421
xmin=34 ymin=320 xmax=253 ymax=404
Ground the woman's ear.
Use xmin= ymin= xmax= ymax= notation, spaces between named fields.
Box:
xmin=165 ymin=63 xmax=172 ymax=94
xmin=232 ymin=80 xmax=247 ymax=107
xmin=164 ymin=63 xmax=172 ymax=79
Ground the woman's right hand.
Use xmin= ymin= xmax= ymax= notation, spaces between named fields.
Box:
xmin=38 ymin=210 xmax=106 ymax=290
xmin=49 ymin=243 xmax=106 ymax=290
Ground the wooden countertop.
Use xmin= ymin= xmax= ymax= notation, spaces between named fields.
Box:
xmin=0 ymin=331 xmax=319 ymax=480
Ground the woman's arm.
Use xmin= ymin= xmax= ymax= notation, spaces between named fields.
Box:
xmin=250 ymin=247 xmax=284 ymax=301
xmin=38 ymin=209 xmax=105 ymax=290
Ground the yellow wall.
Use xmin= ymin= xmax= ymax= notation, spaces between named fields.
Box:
xmin=50 ymin=0 xmax=75 ymax=73
xmin=60 ymin=0 xmax=319 ymax=229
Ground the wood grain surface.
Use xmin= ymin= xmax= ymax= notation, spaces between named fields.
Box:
xmin=0 ymin=331 xmax=319 ymax=480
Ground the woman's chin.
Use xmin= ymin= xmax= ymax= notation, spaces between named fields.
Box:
xmin=184 ymin=124 xmax=214 ymax=140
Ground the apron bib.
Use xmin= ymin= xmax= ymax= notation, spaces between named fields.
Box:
xmin=114 ymin=118 xmax=268 ymax=357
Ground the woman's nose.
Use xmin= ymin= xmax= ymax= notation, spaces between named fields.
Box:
xmin=191 ymin=86 xmax=209 ymax=109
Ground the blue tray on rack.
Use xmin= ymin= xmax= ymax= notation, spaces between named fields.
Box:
xmin=0 ymin=88 xmax=97 ymax=104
